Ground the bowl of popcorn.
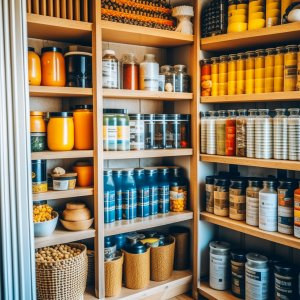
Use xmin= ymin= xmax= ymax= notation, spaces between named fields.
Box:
xmin=33 ymin=204 xmax=58 ymax=237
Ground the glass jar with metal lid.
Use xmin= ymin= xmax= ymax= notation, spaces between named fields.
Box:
xmin=180 ymin=114 xmax=191 ymax=148
xmin=144 ymin=114 xmax=155 ymax=150
xmin=201 ymin=112 xmax=209 ymax=153
xmin=274 ymin=46 xmax=287 ymax=92
xmin=166 ymin=114 xmax=181 ymax=149
xmin=288 ymin=108 xmax=300 ymax=161
xmin=103 ymin=109 xmax=117 ymax=151
xmin=247 ymin=109 xmax=258 ymax=158
xmin=246 ymin=178 xmax=262 ymax=227
xmin=32 ymin=159 xmax=47 ymax=194
xmin=174 ymin=65 xmax=189 ymax=92
xmin=30 ymin=111 xmax=46 ymax=152
xmin=284 ymin=45 xmax=298 ymax=92
xmin=154 ymin=114 xmax=167 ymax=149
xmin=214 ymin=177 xmax=231 ymax=217
xmin=231 ymin=249 xmax=247 ymax=299
xmin=161 ymin=65 xmax=176 ymax=92
xmin=129 ymin=114 xmax=144 ymax=151
xmin=229 ymin=178 xmax=247 ymax=221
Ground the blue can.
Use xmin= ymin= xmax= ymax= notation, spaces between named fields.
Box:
xmin=104 ymin=169 xmax=115 ymax=223
xmin=157 ymin=167 xmax=170 ymax=213
xmin=134 ymin=168 xmax=150 ymax=218
xmin=112 ymin=169 xmax=123 ymax=220
xmin=145 ymin=168 xmax=158 ymax=215
xmin=111 ymin=234 xmax=125 ymax=251
xmin=122 ymin=169 xmax=137 ymax=219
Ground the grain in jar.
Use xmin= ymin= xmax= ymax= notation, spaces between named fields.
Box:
xmin=166 ymin=114 xmax=181 ymax=149
xmin=207 ymin=111 xmax=218 ymax=155
xmin=284 ymin=45 xmax=298 ymax=92
xmin=268 ymin=255 xmax=286 ymax=300
xmin=247 ymin=109 xmax=258 ymax=158
xmin=226 ymin=110 xmax=237 ymax=156
xmin=214 ymin=177 xmax=230 ymax=216
xmin=246 ymin=178 xmax=263 ymax=226
xmin=265 ymin=48 xmax=276 ymax=93
xmin=211 ymin=57 xmax=220 ymax=96
xmin=219 ymin=55 xmax=228 ymax=96
xmin=209 ymin=241 xmax=231 ymax=291
xmin=216 ymin=110 xmax=227 ymax=156
xmin=206 ymin=175 xmax=216 ymax=213
xmin=231 ymin=249 xmax=247 ymax=299
xmin=229 ymin=178 xmax=247 ymax=221
xmin=274 ymin=46 xmax=287 ymax=92
xmin=174 ymin=65 xmax=189 ymax=92
xmin=237 ymin=53 xmax=246 ymax=94
xmin=236 ymin=109 xmax=247 ymax=157
xmin=245 ymin=51 xmax=256 ymax=94
xmin=201 ymin=111 xmax=210 ymax=154
xmin=287 ymin=108 xmax=300 ymax=161
xmin=294 ymin=181 xmax=300 ymax=238
xmin=228 ymin=54 xmax=237 ymax=95
xmin=162 ymin=65 xmax=176 ymax=93
xmin=255 ymin=49 xmax=266 ymax=94
xmin=274 ymin=108 xmax=288 ymax=160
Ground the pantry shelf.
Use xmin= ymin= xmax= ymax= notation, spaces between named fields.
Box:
xmin=198 ymin=281 xmax=235 ymax=300
xmin=200 ymin=22 xmax=300 ymax=52
xmin=105 ymin=269 xmax=192 ymax=300
xmin=29 ymin=86 xmax=93 ymax=98
xmin=103 ymin=88 xmax=193 ymax=101
xmin=101 ymin=20 xmax=194 ymax=48
xmin=31 ymin=150 xmax=94 ymax=160
xmin=104 ymin=210 xmax=193 ymax=236
xmin=200 ymin=212 xmax=300 ymax=250
xmin=200 ymin=154 xmax=300 ymax=171
xmin=33 ymin=186 xmax=94 ymax=201
xmin=104 ymin=148 xmax=193 ymax=160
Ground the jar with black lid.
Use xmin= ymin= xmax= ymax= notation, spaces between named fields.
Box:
xmin=144 ymin=114 xmax=155 ymax=149
xmin=231 ymin=249 xmax=247 ymax=299
xmin=206 ymin=175 xmax=217 ymax=213
xmin=214 ymin=177 xmax=230 ymax=217
xmin=268 ymin=255 xmax=285 ymax=300
xmin=154 ymin=114 xmax=167 ymax=149
xmin=229 ymin=178 xmax=247 ymax=221
xmin=166 ymin=114 xmax=181 ymax=149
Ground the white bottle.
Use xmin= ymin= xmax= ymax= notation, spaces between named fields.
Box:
xmin=140 ymin=54 xmax=159 ymax=91
xmin=102 ymin=50 xmax=120 ymax=89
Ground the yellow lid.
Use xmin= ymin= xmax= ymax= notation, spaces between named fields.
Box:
xmin=228 ymin=22 xmax=248 ymax=33
xmin=249 ymin=6 xmax=264 ymax=14
xmin=266 ymin=8 xmax=280 ymax=19
xmin=249 ymin=12 xmax=266 ymax=21
xmin=228 ymin=15 xmax=248 ymax=25
xmin=141 ymin=238 xmax=159 ymax=245
xmin=266 ymin=0 xmax=280 ymax=4
xmin=231 ymin=9 xmax=248 ymax=16
xmin=248 ymin=19 xmax=266 ymax=30
xmin=266 ymin=2 xmax=280 ymax=10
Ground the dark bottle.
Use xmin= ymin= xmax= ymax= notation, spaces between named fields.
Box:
xmin=134 ymin=168 xmax=150 ymax=218
xmin=145 ymin=168 xmax=158 ymax=215
xmin=121 ymin=169 xmax=137 ymax=220
xmin=157 ymin=167 xmax=170 ymax=214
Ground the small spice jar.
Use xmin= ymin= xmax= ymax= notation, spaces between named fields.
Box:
xmin=161 ymin=65 xmax=176 ymax=92
xmin=206 ymin=175 xmax=216 ymax=213
xmin=174 ymin=65 xmax=189 ymax=93
xmin=214 ymin=177 xmax=230 ymax=217
xmin=129 ymin=114 xmax=144 ymax=151
xmin=154 ymin=114 xmax=167 ymax=149
xmin=30 ymin=111 xmax=46 ymax=152
xmin=28 ymin=47 xmax=41 ymax=86
xmin=52 ymin=173 xmax=77 ymax=190
xmin=32 ymin=160 xmax=47 ymax=194
xmin=246 ymin=178 xmax=262 ymax=227
xmin=229 ymin=178 xmax=247 ymax=221
xmin=122 ymin=53 xmax=139 ymax=90
xmin=103 ymin=109 xmax=117 ymax=151
xmin=180 ymin=114 xmax=191 ymax=148
xmin=144 ymin=114 xmax=155 ymax=150
xmin=166 ymin=114 xmax=181 ymax=149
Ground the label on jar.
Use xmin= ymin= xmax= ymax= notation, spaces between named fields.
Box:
xmin=245 ymin=267 xmax=269 ymax=300
xmin=53 ymin=180 xmax=69 ymax=190
xmin=206 ymin=183 xmax=214 ymax=213
xmin=102 ymin=60 xmax=118 ymax=88
xmin=137 ymin=188 xmax=149 ymax=218
xmin=158 ymin=184 xmax=169 ymax=213
xmin=104 ymin=191 xmax=115 ymax=223
xmin=122 ymin=189 xmax=137 ymax=220
xmin=216 ymin=123 xmax=226 ymax=155
xmin=130 ymin=121 xmax=144 ymax=150
xmin=214 ymin=186 xmax=229 ymax=216
xmin=259 ymin=192 xmax=278 ymax=232
xmin=149 ymin=186 xmax=158 ymax=215
xmin=179 ymin=184 xmax=188 ymax=209
xmin=230 ymin=188 xmax=246 ymax=220
xmin=231 ymin=261 xmax=246 ymax=297
xmin=115 ymin=189 xmax=122 ymax=220
xmin=284 ymin=65 xmax=297 ymax=76
xmin=117 ymin=126 xmax=130 ymax=142
xmin=275 ymin=274 xmax=297 ymax=300
xmin=103 ymin=126 xmax=117 ymax=151
xmin=294 ymin=193 xmax=300 ymax=211
xmin=278 ymin=188 xmax=293 ymax=207
xmin=246 ymin=196 xmax=259 ymax=226
xmin=141 ymin=76 xmax=159 ymax=91
xmin=278 ymin=205 xmax=294 ymax=234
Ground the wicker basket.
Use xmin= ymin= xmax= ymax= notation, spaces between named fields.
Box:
xmin=36 ymin=243 xmax=88 ymax=300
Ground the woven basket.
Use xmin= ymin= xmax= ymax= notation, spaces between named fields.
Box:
xmin=150 ymin=236 xmax=175 ymax=281
xmin=105 ymin=253 xmax=124 ymax=297
xmin=36 ymin=243 xmax=88 ymax=300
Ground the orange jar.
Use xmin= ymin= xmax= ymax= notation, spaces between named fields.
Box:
xmin=71 ymin=105 xmax=93 ymax=150
xmin=30 ymin=111 xmax=46 ymax=133
xmin=41 ymin=47 xmax=66 ymax=87
xmin=47 ymin=112 xmax=74 ymax=151
xmin=72 ymin=165 xmax=94 ymax=186
xmin=28 ymin=47 xmax=41 ymax=86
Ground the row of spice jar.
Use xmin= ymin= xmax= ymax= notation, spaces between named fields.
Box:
xmin=28 ymin=47 xmax=92 ymax=87
xmin=102 ymin=51 xmax=189 ymax=92
xmin=201 ymin=108 xmax=300 ymax=160
xmin=30 ymin=105 xmax=93 ymax=152
xmin=201 ymin=45 xmax=300 ymax=96
xmin=206 ymin=175 xmax=300 ymax=238
xmin=209 ymin=241 xmax=299 ymax=300
xmin=103 ymin=110 xmax=190 ymax=151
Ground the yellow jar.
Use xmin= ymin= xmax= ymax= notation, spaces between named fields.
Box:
xmin=228 ymin=54 xmax=237 ymax=95
xmin=265 ymin=48 xmax=276 ymax=93
xmin=255 ymin=49 xmax=266 ymax=93
xmin=274 ymin=46 xmax=287 ymax=92
xmin=211 ymin=57 xmax=220 ymax=96
xmin=237 ymin=53 xmax=246 ymax=94
xmin=246 ymin=51 xmax=256 ymax=94
xmin=284 ymin=45 xmax=298 ymax=92
xmin=219 ymin=55 xmax=228 ymax=95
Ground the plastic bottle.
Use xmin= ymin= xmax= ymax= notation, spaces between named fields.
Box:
xmin=102 ymin=50 xmax=121 ymax=89
xmin=140 ymin=54 xmax=159 ymax=91
xmin=134 ymin=168 xmax=150 ymax=218
xmin=121 ymin=169 xmax=137 ymax=220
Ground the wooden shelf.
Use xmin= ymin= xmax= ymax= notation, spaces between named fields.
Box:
xmin=104 ymin=210 xmax=193 ymax=236
xmin=201 ymin=91 xmax=300 ymax=103
xmin=103 ymin=89 xmax=193 ymax=101
xmin=31 ymin=150 xmax=94 ymax=160
xmin=200 ymin=154 xmax=300 ymax=171
xmin=101 ymin=20 xmax=194 ymax=48
xmin=27 ymin=13 xmax=92 ymax=44
xmin=84 ymin=286 xmax=97 ymax=300
xmin=201 ymin=22 xmax=300 ymax=52
xmin=200 ymin=212 xmax=300 ymax=249
xmin=104 ymin=148 xmax=193 ymax=160
xmin=105 ymin=270 xmax=192 ymax=300
xmin=29 ymin=86 xmax=93 ymax=98
xmin=198 ymin=281 xmax=236 ymax=300
xmin=33 ymin=186 xmax=94 ymax=201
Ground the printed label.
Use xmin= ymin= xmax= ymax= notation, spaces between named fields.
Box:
xmin=102 ymin=60 xmax=118 ymax=88
xmin=149 ymin=186 xmax=158 ymax=215
xmin=117 ymin=126 xmax=130 ymax=141
xmin=137 ymin=188 xmax=150 ymax=217
xmin=206 ymin=184 xmax=214 ymax=213
xmin=246 ymin=267 xmax=269 ymax=300
xmin=104 ymin=191 xmax=115 ymax=223
xmin=259 ymin=192 xmax=278 ymax=231
xmin=209 ymin=253 xmax=231 ymax=290
xmin=158 ymin=185 xmax=169 ymax=213
xmin=294 ymin=193 xmax=300 ymax=211
xmin=130 ymin=121 xmax=144 ymax=150
xmin=122 ymin=189 xmax=137 ymax=220
xmin=115 ymin=190 xmax=122 ymax=220
xmin=142 ymin=76 xmax=159 ymax=91
xmin=275 ymin=275 xmax=297 ymax=299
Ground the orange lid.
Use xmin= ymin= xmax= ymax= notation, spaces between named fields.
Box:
xmin=30 ymin=111 xmax=44 ymax=116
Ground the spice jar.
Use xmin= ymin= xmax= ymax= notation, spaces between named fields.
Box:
xmin=226 ymin=110 xmax=237 ymax=156
xmin=122 ymin=53 xmax=139 ymax=90
xmin=104 ymin=169 xmax=115 ymax=224
xmin=228 ymin=54 xmax=237 ymax=95
xmin=284 ymin=45 xmax=298 ymax=91
xmin=219 ymin=55 xmax=228 ymax=95
xmin=41 ymin=47 xmax=66 ymax=87
xmin=207 ymin=111 xmax=218 ymax=155
xmin=287 ymin=108 xmax=300 ymax=161
xmin=294 ymin=181 xmax=300 ymax=238
xmin=255 ymin=49 xmax=266 ymax=94
xmin=103 ymin=109 xmax=117 ymax=151
xmin=175 ymin=65 xmax=189 ymax=92
xmin=246 ymin=178 xmax=262 ymax=227
xmin=274 ymin=46 xmax=287 ymax=92
xmin=274 ymin=108 xmax=288 ymax=160
xmin=236 ymin=109 xmax=247 ymax=157
xmin=231 ymin=249 xmax=247 ymax=299
xmin=237 ymin=53 xmax=246 ymax=94
xmin=161 ymin=65 xmax=176 ymax=93
xmin=180 ymin=114 xmax=190 ymax=148
xmin=206 ymin=175 xmax=216 ymax=213
xmin=32 ymin=159 xmax=47 ymax=194
xmin=28 ymin=47 xmax=41 ymax=86
xmin=214 ymin=177 xmax=230 ymax=217
xmin=201 ymin=111 xmax=210 ymax=154
xmin=154 ymin=114 xmax=167 ymax=149
xmin=216 ymin=110 xmax=227 ymax=156
xmin=121 ymin=169 xmax=137 ymax=220
xmin=247 ymin=109 xmax=258 ymax=158
xmin=166 ymin=114 xmax=181 ymax=149
xmin=245 ymin=51 xmax=256 ymax=94
xmin=229 ymin=178 xmax=247 ymax=221
xmin=129 ymin=114 xmax=144 ymax=151
xmin=47 ymin=112 xmax=74 ymax=151
xmin=30 ymin=111 xmax=46 ymax=152
xmin=201 ymin=59 xmax=212 ymax=96
xmin=144 ymin=114 xmax=155 ymax=150
xmin=211 ymin=57 xmax=220 ymax=96
xmin=140 ymin=54 xmax=159 ymax=91
xmin=102 ymin=50 xmax=120 ymax=89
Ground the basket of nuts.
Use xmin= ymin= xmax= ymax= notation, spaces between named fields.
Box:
xmin=35 ymin=243 xmax=88 ymax=300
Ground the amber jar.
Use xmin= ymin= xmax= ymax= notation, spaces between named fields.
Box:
xmin=122 ymin=53 xmax=139 ymax=90
xmin=284 ymin=45 xmax=298 ymax=92
xmin=28 ymin=47 xmax=41 ymax=86
xmin=30 ymin=111 xmax=46 ymax=152
xmin=41 ymin=47 xmax=66 ymax=87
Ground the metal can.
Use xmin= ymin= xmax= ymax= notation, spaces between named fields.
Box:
xmin=231 ymin=249 xmax=247 ymax=299
xmin=31 ymin=160 xmax=47 ymax=194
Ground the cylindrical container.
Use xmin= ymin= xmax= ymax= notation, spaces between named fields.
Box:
xmin=145 ymin=168 xmax=158 ymax=216
xmin=47 ymin=112 xmax=74 ymax=151
xmin=274 ymin=46 xmax=287 ymax=92
xmin=41 ymin=47 xmax=66 ymax=87
xmin=102 ymin=50 xmax=120 ymax=89
xmin=231 ymin=249 xmax=247 ymax=299
xmin=201 ymin=111 xmax=210 ymax=154
xmin=154 ymin=114 xmax=167 ymax=149
xmin=121 ymin=169 xmax=137 ymax=220
xmin=214 ymin=177 xmax=231 ymax=217
xmin=219 ymin=55 xmax=228 ymax=95
xmin=217 ymin=110 xmax=227 ymax=156
xmin=237 ymin=53 xmax=246 ymax=94
xmin=295 ymin=181 xmax=300 ymax=238
xmin=122 ymin=53 xmax=139 ymax=90
xmin=246 ymin=178 xmax=263 ymax=226
xmin=31 ymin=160 xmax=47 ymax=194
xmin=112 ymin=169 xmax=123 ymax=221
xmin=157 ymin=167 xmax=170 ymax=214
xmin=247 ymin=109 xmax=258 ymax=158
xmin=274 ymin=108 xmax=288 ymax=160
xmin=30 ymin=111 xmax=46 ymax=152
xmin=158 ymin=74 xmax=165 ymax=91
xmin=28 ymin=47 xmax=41 ymax=86
xmin=104 ymin=254 xmax=123 ymax=297
xmin=103 ymin=110 xmax=117 ymax=151
xmin=255 ymin=49 xmax=266 ymax=94
xmin=236 ymin=109 xmax=247 ymax=157
xmin=228 ymin=54 xmax=237 ymax=95
xmin=288 ymin=108 xmax=300 ymax=161
xmin=211 ymin=57 xmax=220 ymax=96
xmin=246 ymin=51 xmax=256 ymax=94
xmin=104 ymin=169 xmax=115 ymax=224
xmin=268 ymin=255 xmax=285 ymax=300
xmin=298 ymin=44 xmax=300 ymax=91
xmin=144 ymin=114 xmax=155 ymax=150
xmin=229 ymin=178 xmax=247 ymax=221
xmin=116 ymin=109 xmax=130 ymax=151
xmin=209 ymin=241 xmax=231 ymax=291
xmin=226 ymin=110 xmax=237 ymax=156
xmin=284 ymin=45 xmax=298 ymax=92
xmin=206 ymin=176 xmax=216 ymax=213
xmin=169 ymin=166 xmax=186 ymax=212
xmin=71 ymin=105 xmax=93 ymax=150
xmin=166 ymin=114 xmax=181 ymax=149
xmin=134 ymin=168 xmax=149 ymax=218
xmin=174 ymin=65 xmax=189 ymax=93
xmin=201 ymin=59 xmax=212 ymax=97
xmin=162 ymin=65 xmax=176 ymax=93
xmin=266 ymin=1 xmax=280 ymax=26
xmin=140 ymin=54 xmax=159 ymax=91
xmin=180 ymin=114 xmax=190 ymax=148
xmin=72 ymin=164 xmax=94 ymax=187
xmin=259 ymin=179 xmax=278 ymax=232
xmin=246 ymin=253 xmax=269 ymax=300
xmin=265 ymin=48 xmax=276 ymax=93
xmin=129 ymin=114 xmax=144 ymax=151
xmin=207 ymin=111 xmax=218 ymax=155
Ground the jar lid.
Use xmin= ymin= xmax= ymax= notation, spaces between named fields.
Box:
xmin=209 ymin=241 xmax=231 ymax=252
xmin=64 ymin=51 xmax=92 ymax=57
xmin=169 ymin=166 xmax=182 ymax=175
xmin=167 ymin=114 xmax=181 ymax=120
xmin=157 ymin=166 xmax=169 ymax=174
xmin=278 ymin=178 xmax=297 ymax=185
xmin=206 ymin=175 xmax=216 ymax=185
xmin=103 ymin=109 xmax=128 ymax=114
xmin=145 ymin=167 xmax=158 ymax=174
xmin=155 ymin=114 xmax=167 ymax=120
xmin=180 ymin=114 xmax=191 ymax=120
xmin=143 ymin=114 xmax=155 ymax=120
xmin=268 ymin=255 xmax=285 ymax=267
xmin=129 ymin=114 xmax=144 ymax=120
xmin=30 ymin=111 xmax=44 ymax=116
xmin=248 ymin=178 xmax=263 ymax=187
xmin=134 ymin=167 xmax=145 ymax=174
xmin=122 ymin=169 xmax=134 ymax=175
xmin=41 ymin=47 xmax=63 ymax=54
xmin=230 ymin=249 xmax=248 ymax=262
xmin=103 ymin=169 xmax=113 ymax=176
xmin=49 ymin=112 xmax=73 ymax=117
xmin=103 ymin=50 xmax=116 ymax=55
xmin=52 ymin=173 xmax=77 ymax=180
xmin=112 ymin=168 xmax=123 ymax=175
xmin=74 ymin=161 xmax=91 ymax=166
xmin=71 ymin=105 xmax=93 ymax=110
xmin=275 ymin=262 xmax=298 ymax=277
xmin=214 ymin=177 xmax=230 ymax=185
xmin=230 ymin=178 xmax=247 ymax=185
xmin=246 ymin=253 xmax=268 ymax=264
xmin=28 ymin=47 xmax=35 ymax=52
xmin=122 ymin=53 xmax=138 ymax=63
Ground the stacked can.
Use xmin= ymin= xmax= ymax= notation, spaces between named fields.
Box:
xmin=274 ymin=108 xmax=288 ymax=160
xmin=287 ymin=108 xmax=300 ymax=161
xmin=207 ymin=111 xmax=218 ymax=155
xmin=246 ymin=109 xmax=258 ymax=158
xmin=201 ymin=111 xmax=209 ymax=154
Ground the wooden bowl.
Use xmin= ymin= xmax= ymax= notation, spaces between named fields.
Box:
xmin=62 ymin=202 xmax=91 ymax=221
xmin=60 ymin=218 xmax=94 ymax=231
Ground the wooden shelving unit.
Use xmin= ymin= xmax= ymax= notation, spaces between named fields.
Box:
xmin=198 ymin=281 xmax=236 ymax=300
xmin=29 ymin=86 xmax=93 ymax=97
xmin=31 ymin=150 xmax=94 ymax=160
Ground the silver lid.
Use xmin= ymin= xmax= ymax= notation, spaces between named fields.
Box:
xmin=209 ymin=241 xmax=231 ymax=254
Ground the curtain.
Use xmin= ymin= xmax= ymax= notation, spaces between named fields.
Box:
xmin=0 ymin=0 xmax=36 ymax=299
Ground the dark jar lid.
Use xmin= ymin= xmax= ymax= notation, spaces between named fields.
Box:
xmin=112 ymin=169 xmax=122 ymax=175
xmin=28 ymin=47 xmax=35 ymax=52
xmin=129 ymin=114 xmax=144 ymax=120
xmin=49 ymin=112 xmax=73 ymax=117
xmin=274 ymin=262 xmax=298 ymax=277
xmin=180 ymin=114 xmax=191 ymax=121
xmin=103 ymin=109 xmax=128 ymax=114
xmin=122 ymin=168 xmax=134 ymax=175
xmin=155 ymin=114 xmax=168 ymax=120
xmin=157 ymin=167 xmax=169 ymax=174
xmin=145 ymin=168 xmax=158 ymax=175
xmin=214 ymin=177 xmax=230 ymax=186
xmin=143 ymin=114 xmax=155 ymax=121
xmin=31 ymin=159 xmax=46 ymax=164
xmin=268 ymin=255 xmax=285 ymax=268
xmin=103 ymin=169 xmax=113 ymax=176
xmin=230 ymin=178 xmax=248 ymax=188
xmin=278 ymin=178 xmax=297 ymax=186
xmin=169 ymin=166 xmax=182 ymax=175
xmin=206 ymin=175 xmax=216 ymax=185
xmin=230 ymin=249 xmax=248 ymax=262
xmin=41 ymin=47 xmax=63 ymax=54
xmin=248 ymin=178 xmax=263 ymax=187
xmin=167 ymin=114 xmax=181 ymax=120
xmin=71 ymin=105 xmax=93 ymax=110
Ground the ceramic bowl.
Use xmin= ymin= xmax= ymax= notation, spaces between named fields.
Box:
xmin=34 ymin=211 xmax=58 ymax=237
xmin=60 ymin=218 xmax=94 ymax=231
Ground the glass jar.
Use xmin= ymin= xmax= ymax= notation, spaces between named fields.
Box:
xmin=288 ymin=108 xmax=300 ymax=161
xmin=30 ymin=111 xmax=46 ymax=152
xmin=157 ymin=167 xmax=170 ymax=214
xmin=154 ymin=114 xmax=167 ymax=149
xmin=274 ymin=46 xmax=287 ymax=92
xmin=144 ymin=114 xmax=155 ymax=150
xmin=229 ymin=178 xmax=247 ymax=221
xmin=169 ymin=166 xmax=187 ymax=212
xmin=294 ymin=181 xmax=300 ymax=238
xmin=284 ymin=45 xmax=298 ymax=91
xmin=104 ymin=169 xmax=115 ymax=224
xmin=121 ymin=169 xmax=137 ymax=220
xmin=41 ymin=47 xmax=66 ymax=87
xmin=237 ymin=53 xmax=246 ymax=94
xmin=236 ymin=109 xmax=247 ymax=157
xmin=226 ymin=110 xmax=237 ymax=156
xmin=102 ymin=50 xmax=120 ymax=89
xmin=140 ymin=54 xmax=159 ymax=91
xmin=211 ymin=57 xmax=220 ymax=96
xmin=255 ymin=49 xmax=266 ymax=94
xmin=247 ymin=109 xmax=258 ymax=158
xmin=265 ymin=48 xmax=276 ymax=93
xmin=158 ymin=74 xmax=165 ymax=92
xmin=214 ymin=177 xmax=231 ymax=217
xmin=112 ymin=169 xmax=122 ymax=220
xmin=129 ymin=114 xmax=144 ymax=151
xmin=31 ymin=159 xmax=47 ymax=194
xmin=245 ymin=51 xmax=256 ymax=94
xmin=47 ymin=112 xmax=74 ymax=151
xmin=115 ymin=109 xmax=130 ymax=151
xmin=206 ymin=175 xmax=216 ymax=213
xmin=122 ymin=53 xmax=139 ymax=90
xmin=180 ymin=114 xmax=190 ymax=148
xmin=259 ymin=179 xmax=278 ymax=232
xmin=231 ymin=249 xmax=247 ymax=299
xmin=219 ymin=55 xmax=228 ymax=95
xmin=71 ymin=105 xmax=93 ymax=150
xmin=201 ymin=59 xmax=212 ymax=97
xmin=207 ymin=111 xmax=218 ymax=155
xmin=228 ymin=54 xmax=237 ymax=95
xmin=145 ymin=168 xmax=158 ymax=215
xmin=201 ymin=111 xmax=210 ymax=154
xmin=166 ymin=114 xmax=181 ymax=149
xmin=216 ymin=110 xmax=227 ymax=156
xmin=175 ymin=65 xmax=189 ymax=92
xmin=28 ymin=47 xmax=41 ymax=86
xmin=161 ymin=65 xmax=176 ymax=92
xmin=274 ymin=108 xmax=288 ymax=160
xmin=103 ymin=110 xmax=117 ymax=151
xmin=134 ymin=168 xmax=150 ymax=218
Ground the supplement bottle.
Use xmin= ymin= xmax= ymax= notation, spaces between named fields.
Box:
xmin=214 ymin=177 xmax=231 ymax=217
xmin=104 ymin=169 xmax=115 ymax=224
xmin=134 ymin=168 xmax=149 ymax=218
xmin=121 ymin=169 xmax=137 ymax=220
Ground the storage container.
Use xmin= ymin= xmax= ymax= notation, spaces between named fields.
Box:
xmin=174 ymin=64 xmax=189 ymax=92
xmin=145 ymin=168 xmax=158 ymax=216
xmin=246 ymin=178 xmax=262 ymax=226
xmin=201 ymin=111 xmax=210 ymax=153
xmin=161 ymin=65 xmax=176 ymax=92
xmin=219 ymin=55 xmax=228 ymax=95
xmin=245 ymin=51 xmax=256 ymax=94
xmin=274 ymin=108 xmax=288 ymax=160
xmin=231 ymin=249 xmax=247 ymax=298
xmin=129 ymin=114 xmax=144 ymax=151
xmin=169 ymin=167 xmax=186 ymax=212
xmin=265 ymin=48 xmax=276 ymax=92
xmin=52 ymin=173 xmax=77 ymax=190
xmin=268 ymin=255 xmax=285 ymax=300
xmin=201 ymin=59 xmax=211 ymax=97
xmin=28 ymin=47 xmax=41 ymax=86
xmin=121 ymin=169 xmax=137 ymax=220
xmin=214 ymin=177 xmax=230 ymax=216
xmin=140 ymin=54 xmax=159 ymax=91
xmin=134 ymin=168 xmax=149 ymax=218
xmin=104 ymin=169 xmax=115 ymax=224
xmin=154 ymin=114 xmax=167 ymax=149
xmin=102 ymin=50 xmax=120 ymax=89
xmin=211 ymin=57 xmax=220 ymax=96
xmin=246 ymin=109 xmax=258 ymax=158
xmin=32 ymin=159 xmax=47 ymax=194
xmin=157 ymin=167 xmax=170 ymax=214
xmin=236 ymin=109 xmax=247 ymax=157
xmin=274 ymin=46 xmax=287 ymax=92
xmin=287 ymin=108 xmax=300 ymax=161
xmin=112 ymin=169 xmax=123 ymax=221
xmin=226 ymin=110 xmax=237 ymax=156
xmin=105 ymin=254 xmax=123 ymax=297
xmin=167 ymin=114 xmax=181 ymax=149
xmin=206 ymin=175 xmax=216 ymax=213
xmin=216 ymin=110 xmax=227 ymax=156
xmin=122 ymin=53 xmax=139 ymax=90
xmin=72 ymin=165 xmax=94 ymax=187
xmin=103 ymin=110 xmax=117 ymax=151
xmin=30 ymin=111 xmax=46 ymax=152
xmin=144 ymin=114 xmax=155 ymax=150
xmin=228 ymin=54 xmax=237 ymax=95
xmin=207 ymin=111 xmax=218 ymax=155
xmin=284 ymin=45 xmax=298 ymax=92
xmin=180 ymin=114 xmax=191 ymax=148
xmin=255 ymin=49 xmax=266 ymax=94
xmin=237 ymin=52 xmax=246 ymax=94
xmin=229 ymin=178 xmax=247 ymax=221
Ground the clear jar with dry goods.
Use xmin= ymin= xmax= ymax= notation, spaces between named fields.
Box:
xmin=166 ymin=114 xmax=181 ymax=149
xmin=201 ymin=111 xmax=210 ymax=154
xmin=175 ymin=65 xmax=189 ymax=93
xmin=214 ymin=177 xmax=231 ymax=217
xmin=236 ymin=109 xmax=247 ymax=157
xmin=217 ymin=110 xmax=227 ymax=156
xmin=180 ymin=114 xmax=190 ymax=148
xmin=144 ymin=114 xmax=155 ymax=150
xmin=284 ymin=45 xmax=298 ymax=92
xmin=207 ymin=111 xmax=218 ymax=155
xmin=102 ymin=50 xmax=121 ymax=89
xmin=122 ymin=53 xmax=139 ymax=90
xmin=229 ymin=178 xmax=247 ymax=221
xmin=247 ymin=109 xmax=258 ymax=158
xmin=161 ymin=65 xmax=176 ymax=92
xmin=154 ymin=114 xmax=167 ymax=149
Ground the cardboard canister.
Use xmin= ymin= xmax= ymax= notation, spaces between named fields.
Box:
xmin=150 ymin=236 xmax=175 ymax=281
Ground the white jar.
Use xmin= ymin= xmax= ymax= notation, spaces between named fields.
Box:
xmin=246 ymin=179 xmax=263 ymax=227
xmin=102 ymin=50 xmax=120 ymax=89
xmin=139 ymin=54 xmax=159 ymax=91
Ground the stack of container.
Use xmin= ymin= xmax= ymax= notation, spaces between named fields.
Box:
xmin=287 ymin=108 xmax=300 ymax=161
xmin=227 ymin=0 xmax=248 ymax=33
xmin=266 ymin=0 xmax=280 ymax=27
xmin=228 ymin=54 xmax=237 ymax=95
xmin=211 ymin=57 xmax=220 ymax=96
xmin=265 ymin=48 xmax=276 ymax=93
xmin=219 ymin=56 xmax=228 ymax=95
xmin=274 ymin=46 xmax=286 ymax=92
xmin=273 ymin=108 xmax=288 ymax=160
xmin=248 ymin=0 xmax=266 ymax=31
xmin=207 ymin=111 xmax=218 ymax=155
xmin=247 ymin=109 xmax=258 ymax=158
